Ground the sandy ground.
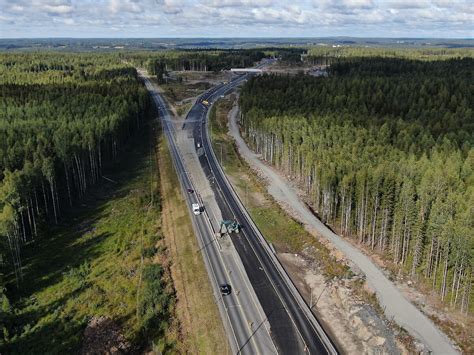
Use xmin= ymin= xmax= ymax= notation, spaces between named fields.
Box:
xmin=227 ymin=103 xmax=460 ymax=355
xmin=278 ymin=252 xmax=405 ymax=354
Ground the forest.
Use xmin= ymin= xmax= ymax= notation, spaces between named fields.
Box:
xmin=0 ymin=52 xmax=173 ymax=351
xmin=239 ymin=57 xmax=474 ymax=314
xmin=140 ymin=49 xmax=266 ymax=76
xmin=306 ymin=46 xmax=474 ymax=66
xmin=0 ymin=53 xmax=152 ymax=279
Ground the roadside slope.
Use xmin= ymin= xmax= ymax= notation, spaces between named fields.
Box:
xmin=228 ymin=104 xmax=458 ymax=355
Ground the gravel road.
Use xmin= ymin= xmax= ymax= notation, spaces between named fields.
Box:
xmin=228 ymin=104 xmax=459 ymax=355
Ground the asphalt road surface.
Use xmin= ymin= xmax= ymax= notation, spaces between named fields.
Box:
xmin=141 ymin=73 xmax=277 ymax=355
xmin=184 ymin=70 xmax=338 ymax=355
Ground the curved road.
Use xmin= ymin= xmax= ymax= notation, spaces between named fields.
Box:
xmin=185 ymin=71 xmax=338 ymax=354
xmin=142 ymin=73 xmax=277 ymax=354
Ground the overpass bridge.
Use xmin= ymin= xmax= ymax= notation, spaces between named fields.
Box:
xmin=230 ymin=68 xmax=263 ymax=73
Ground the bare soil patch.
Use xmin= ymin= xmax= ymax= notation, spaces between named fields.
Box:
xmin=81 ymin=316 xmax=131 ymax=355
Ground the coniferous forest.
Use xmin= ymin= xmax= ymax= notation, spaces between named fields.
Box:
xmin=0 ymin=51 xmax=192 ymax=353
xmin=136 ymin=49 xmax=266 ymax=76
xmin=239 ymin=57 xmax=473 ymax=313
xmin=0 ymin=53 xmax=152 ymax=280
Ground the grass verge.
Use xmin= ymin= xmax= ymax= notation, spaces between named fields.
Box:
xmin=158 ymin=115 xmax=228 ymax=353
xmin=3 ymin=121 xmax=177 ymax=354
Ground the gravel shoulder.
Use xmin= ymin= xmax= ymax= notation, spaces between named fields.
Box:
xmin=228 ymin=104 xmax=459 ymax=355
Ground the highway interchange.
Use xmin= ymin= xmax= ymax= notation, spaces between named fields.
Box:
xmin=141 ymin=66 xmax=338 ymax=354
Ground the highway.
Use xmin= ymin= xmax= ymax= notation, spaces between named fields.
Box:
xmin=141 ymin=62 xmax=338 ymax=354
xmin=141 ymin=72 xmax=277 ymax=355
xmin=186 ymin=68 xmax=339 ymax=354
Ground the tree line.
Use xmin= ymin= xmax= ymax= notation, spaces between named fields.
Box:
xmin=0 ymin=53 xmax=152 ymax=286
xmin=306 ymin=46 xmax=474 ymax=66
xmin=136 ymin=49 xmax=266 ymax=77
xmin=239 ymin=57 xmax=473 ymax=314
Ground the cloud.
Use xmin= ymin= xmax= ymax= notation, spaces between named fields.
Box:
xmin=43 ymin=4 xmax=73 ymax=14
xmin=341 ymin=0 xmax=374 ymax=8
xmin=0 ymin=0 xmax=472 ymax=38
xmin=431 ymin=0 xmax=452 ymax=7
xmin=54 ymin=17 xmax=75 ymax=25
xmin=8 ymin=4 xmax=25 ymax=12
xmin=386 ymin=0 xmax=430 ymax=9
xmin=109 ymin=0 xmax=142 ymax=14
xmin=316 ymin=0 xmax=374 ymax=10
xmin=206 ymin=0 xmax=273 ymax=7
xmin=0 ymin=14 xmax=15 ymax=24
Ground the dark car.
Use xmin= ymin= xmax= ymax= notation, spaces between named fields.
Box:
xmin=187 ymin=188 xmax=194 ymax=194
xmin=219 ymin=284 xmax=231 ymax=296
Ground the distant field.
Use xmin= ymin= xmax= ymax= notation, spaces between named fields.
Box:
xmin=0 ymin=37 xmax=472 ymax=52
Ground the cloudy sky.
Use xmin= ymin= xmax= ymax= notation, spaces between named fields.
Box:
xmin=0 ymin=0 xmax=472 ymax=38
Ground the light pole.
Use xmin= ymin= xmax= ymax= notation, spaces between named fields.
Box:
xmin=220 ymin=144 xmax=223 ymax=165
xmin=216 ymin=142 xmax=224 ymax=165
xmin=245 ymin=184 xmax=249 ymax=206
xmin=310 ymin=282 xmax=329 ymax=310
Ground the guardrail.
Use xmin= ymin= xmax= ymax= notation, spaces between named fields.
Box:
xmin=203 ymin=85 xmax=338 ymax=355
xmin=144 ymin=77 xmax=240 ymax=354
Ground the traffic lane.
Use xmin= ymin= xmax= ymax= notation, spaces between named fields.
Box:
xmin=193 ymin=217 xmax=255 ymax=354
xmin=189 ymin=102 xmax=308 ymax=353
xmin=199 ymin=113 xmax=332 ymax=354
xmin=204 ymin=137 xmax=328 ymax=354
xmin=174 ymin=66 xmax=333 ymax=353
xmin=147 ymin=81 xmax=249 ymax=353
xmin=163 ymin=117 xmax=256 ymax=354
xmin=158 ymin=74 xmax=324 ymax=354
xmin=187 ymin=156 xmax=275 ymax=353
xmin=221 ymin=241 xmax=278 ymax=355
xmin=191 ymin=210 xmax=256 ymax=354
xmin=161 ymin=103 xmax=270 ymax=354
xmin=196 ymin=149 xmax=305 ymax=354
xmin=188 ymin=155 xmax=276 ymax=354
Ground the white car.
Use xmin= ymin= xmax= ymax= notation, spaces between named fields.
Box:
xmin=192 ymin=203 xmax=201 ymax=215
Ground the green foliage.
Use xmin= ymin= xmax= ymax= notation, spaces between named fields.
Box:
xmin=143 ymin=246 xmax=158 ymax=258
xmin=0 ymin=52 xmax=152 ymax=286
xmin=240 ymin=58 xmax=473 ymax=150
xmin=139 ymin=264 xmax=174 ymax=335
xmin=239 ymin=57 xmax=473 ymax=314
xmin=0 ymin=53 xmax=176 ymax=352
xmin=63 ymin=260 xmax=91 ymax=291
xmin=0 ymin=121 xmax=174 ymax=353
xmin=140 ymin=49 xmax=267 ymax=74
xmin=0 ymin=281 xmax=12 ymax=347
xmin=307 ymin=46 xmax=474 ymax=62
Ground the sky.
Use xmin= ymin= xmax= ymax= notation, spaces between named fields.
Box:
xmin=0 ymin=0 xmax=472 ymax=38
